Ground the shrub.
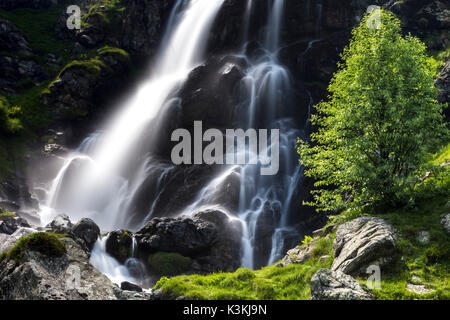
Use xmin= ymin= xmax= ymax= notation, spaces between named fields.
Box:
xmin=298 ymin=10 xmax=448 ymax=213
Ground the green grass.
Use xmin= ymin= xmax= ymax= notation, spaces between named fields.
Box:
xmin=152 ymin=235 xmax=334 ymax=300
xmin=432 ymin=142 xmax=450 ymax=165
xmin=0 ymin=1 xmax=73 ymax=62
xmin=0 ymin=232 xmax=67 ymax=263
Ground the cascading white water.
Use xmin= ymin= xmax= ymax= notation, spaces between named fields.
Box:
xmin=42 ymin=0 xmax=225 ymax=230
xmin=238 ymin=0 xmax=305 ymax=268
xmin=40 ymin=0 xmax=225 ymax=282
xmin=38 ymin=0 xmax=310 ymax=281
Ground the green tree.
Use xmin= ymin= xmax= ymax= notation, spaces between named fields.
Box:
xmin=298 ymin=10 xmax=448 ymax=213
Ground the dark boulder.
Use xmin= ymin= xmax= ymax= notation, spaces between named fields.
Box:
xmin=71 ymin=218 xmax=100 ymax=251
xmin=105 ymin=229 xmax=133 ymax=264
xmin=0 ymin=216 xmax=30 ymax=235
xmin=136 ymin=216 xmax=217 ymax=257
xmin=120 ymin=281 xmax=143 ymax=292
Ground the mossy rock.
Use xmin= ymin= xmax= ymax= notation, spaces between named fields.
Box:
xmin=148 ymin=252 xmax=192 ymax=276
xmin=0 ymin=210 xmax=16 ymax=221
xmin=105 ymin=229 xmax=133 ymax=263
xmin=0 ymin=232 xmax=67 ymax=262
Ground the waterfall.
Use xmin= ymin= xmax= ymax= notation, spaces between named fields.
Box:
xmin=41 ymin=0 xmax=225 ymax=231
xmin=237 ymin=0 xmax=305 ymax=268
xmin=39 ymin=0 xmax=308 ymax=279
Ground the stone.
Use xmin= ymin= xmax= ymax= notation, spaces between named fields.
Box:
xmin=0 ymin=216 xmax=30 ymax=235
xmin=332 ymin=217 xmax=397 ymax=276
xmin=406 ymin=283 xmax=435 ymax=295
xmin=281 ymin=238 xmax=318 ymax=266
xmin=0 ymin=227 xmax=37 ymax=253
xmin=71 ymin=218 xmax=100 ymax=251
xmin=45 ymin=214 xmax=73 ymax=234
xmin=0 ymin=236 xmax=146 ymax=300
xmin=310 ymin=269 xmax=374 ymax=300
xmin=120 ymin=281 xmax=143 ymax=292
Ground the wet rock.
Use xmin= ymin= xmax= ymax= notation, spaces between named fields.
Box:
xmin=178 ymin=55 xmax=246 ymax=131
xmin=105 ymin=229 xmax=133 ymax=264
xmin=43 ymin=143 xmax=67 ymax=156
xmin=310 ymin=269 xmax=374 ymax=300
xmin=71 ymin=218 xmax=100 ymax=251
xmin=120 ymin=281 xmax=143 ymax=292
xmin=120 ymin=0 xmax=175 ymax=57
xmin=331 ymin=217 xmax=397 ymax=276
xmin=0 ymin=216 xmax=30 ymax=235
xmin=0 ymin=174 xmax=38 ymax=211
xmin=45 ymin=214 xmax=73 ymax=234
xmin=136 ymin=216 xmax=217 ymax=257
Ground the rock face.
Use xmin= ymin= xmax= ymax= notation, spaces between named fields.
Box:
xmin=0 ymin=236 xmax=136 ymax=300
xmin=310 ymin=268 xmax=374 ymax=300
xmin=0 ymin=18 xmax=33 ymax=55
xmin=331 ymin=217 xmax=397 ymax=276
xmin=41 ymin=49 xmax=130 ymax=126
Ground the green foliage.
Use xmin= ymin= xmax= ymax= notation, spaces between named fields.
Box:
xmin=83 ymin=0 xmax=125 ymax=36
xmin=0 ymin=96 xmax=23 ymax=135
xmin=8 ymin=82 xmax=52 ymax=132
xmin=301 ymin=235 xmax=313 ymax=246
xmin=298 ymin=10 xmax=448 ymax=213
xmin=152 ymin=236 xmax=334 ymax=300
xmin=148 ymin=252 xmax=192 ymax=276
xmin=0 ymin=232 xmax=67 ymax=262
